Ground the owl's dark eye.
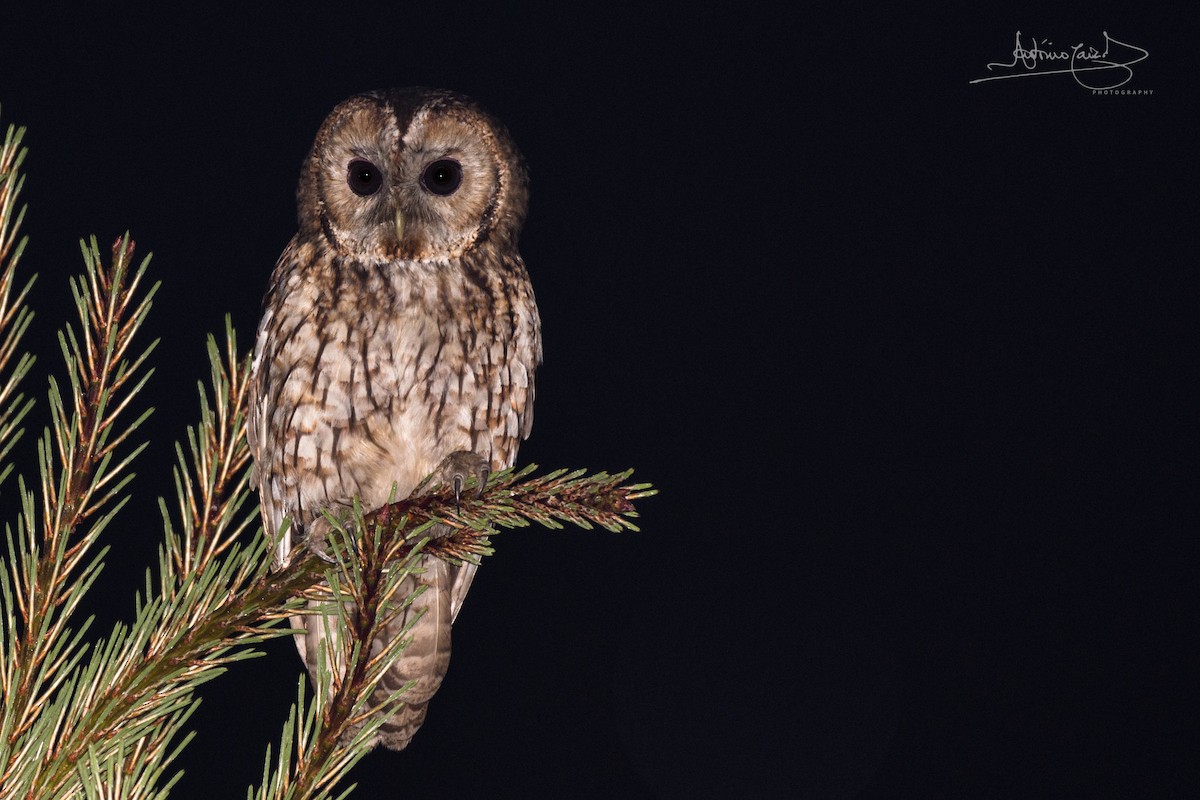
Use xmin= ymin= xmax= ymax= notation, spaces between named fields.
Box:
xmin=347 ymin=159 xmax=383 ymax=196
xmin=420 ymin=159 xmax=462 ymax=196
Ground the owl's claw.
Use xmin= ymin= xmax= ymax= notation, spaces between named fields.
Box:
xmin=409 ymin=452 xmax=489 ymax=541
xmin=435 ymin=451 xmax=490 ymax=512
xmin=302 ymin=515 xmax=358 ymax=564
xmin=303 ymin=522 xmax=338 ymax=564
xmin=309 ymin=541 xmax=338 ymax=564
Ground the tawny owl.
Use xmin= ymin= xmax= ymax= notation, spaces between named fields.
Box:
xmin=248 ymin=88 xmax=541 ymax=751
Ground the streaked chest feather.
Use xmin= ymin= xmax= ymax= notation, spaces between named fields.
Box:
xmin=254 ymin=246 xmax=535 ymax=518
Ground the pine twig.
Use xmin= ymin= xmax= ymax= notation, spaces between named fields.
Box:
xmin=257 ymin=514 xmax=430 ymax=800
xmin=1 ymin=235 xmax=156 ymax=762
xmin=15 ymin=317 xmax=300 ymax=799
xmin=253 ymin=467 xmax=656 ymax=800
xmin=0 ymin=111 xmax=36 ymax=488
xmin=162 ymin=319 xmax=256 ymax=585
xmin=370 ymin=465 xmax=658 ymax=563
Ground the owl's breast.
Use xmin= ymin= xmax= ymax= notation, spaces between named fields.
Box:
xmin=262 ymin=257 xmax=527 ymax=518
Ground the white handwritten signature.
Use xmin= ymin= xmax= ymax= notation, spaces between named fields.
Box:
xmin=970 ymin=31 xmax=1148 ymax=89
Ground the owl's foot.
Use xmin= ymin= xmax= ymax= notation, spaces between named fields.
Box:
xmin=302 ymin=513 xmax=357 ymax=564
xmin=414 ymin=451 xmax=489 ymax=542
xmin=433 ymin=450 xmax=490 ymax=509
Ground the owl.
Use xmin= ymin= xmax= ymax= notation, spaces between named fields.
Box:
xmin=248 ymin=88 xmax=541 ymax=751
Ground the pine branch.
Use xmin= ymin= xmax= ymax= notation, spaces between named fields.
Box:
xmin=252 ymin=468 xmax=656 ymax=800
xmin=162 ymin=319 xmax=257 ymax=584
xmin=371 ymin=465 xmax=658 ymax=562
xmin=0 ymin=110 xmax=36 ymax=489
xmin=4 ymin=315 xmax=306 ymax=800
xmin=1 ymin=235 xmax=157 ymax=770
xmin=253 ymin=516 xmax=431 ymax=800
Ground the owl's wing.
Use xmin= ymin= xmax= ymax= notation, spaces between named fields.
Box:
xmin=515 ymin=359 xmax=537 ymax=441
xmin=247 ymin=314 xmax=266 ymax=504
xmin=247 ymin=283 xmax=291 ymax=570
xmin=448 ymin=292 xmax=541 ymax=622
xmin=516 ymin=274 xmax=542 ymax=441
xmin=449 ymin=562 xmax=478 ymax=623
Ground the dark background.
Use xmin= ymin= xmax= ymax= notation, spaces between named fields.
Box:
xmin=0 ymin=3 xmax=1191 ymax=798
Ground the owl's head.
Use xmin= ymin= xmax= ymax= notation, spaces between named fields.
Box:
xmin=297 ymin=88 xmax=528 ymax=262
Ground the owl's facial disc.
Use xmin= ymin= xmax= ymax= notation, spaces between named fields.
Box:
xmin=301 ymin=90 xmax=527 ymax=264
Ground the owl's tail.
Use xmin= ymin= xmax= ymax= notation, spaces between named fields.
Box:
xmin=298 ymin=552 xmax=453 ymax=751
xmin=374 ymin=553 xmax=453 ymax=750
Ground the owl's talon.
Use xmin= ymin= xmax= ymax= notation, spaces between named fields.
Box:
xmin=303 ymin=524 xmax=338 ymax=564
xmin=309 ymin=541 xmax=338 ymax=564
xmin=302 ymin=516 xmax=358 ymax=564
xmin=433 ymin=451 xmax=490 ymax=512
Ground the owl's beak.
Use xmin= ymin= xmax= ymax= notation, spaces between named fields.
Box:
xmin=394 ymin=209 xmax=406 ymax=242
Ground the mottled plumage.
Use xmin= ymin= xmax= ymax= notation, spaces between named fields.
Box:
xmin=248 ymin=88 xmax=541 ymax=750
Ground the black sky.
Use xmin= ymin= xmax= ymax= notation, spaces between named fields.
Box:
xmin=0 ymin=3 xmax=1192 ymax=798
